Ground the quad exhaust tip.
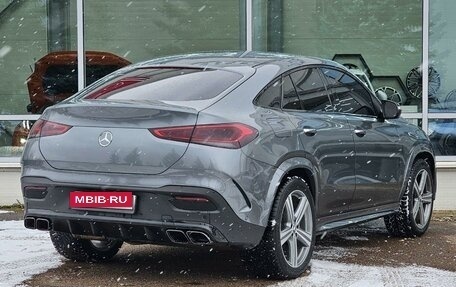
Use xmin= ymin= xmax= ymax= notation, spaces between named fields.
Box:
xmin=24 ymin=217 xmax=36 ymax=229
xmin=24 ymin=217 xmax=51 ymax=231
xmin=186 ymin=231 xmax=212 ymax=244
xmin=166 ymin=229 xmax=189 ymax=244
xmin=166 ymin=229 xmax=212 ymax=245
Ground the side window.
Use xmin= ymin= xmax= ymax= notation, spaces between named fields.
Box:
xmin=256 ymin=79 xmax=282 ymax=109
xmin=282 ymin=75 xmax=301 ymax=110
xmin=290 ymin=68 xmax=332 ymax=112
xmin=321 ymin=68 xmax=376 ymax=116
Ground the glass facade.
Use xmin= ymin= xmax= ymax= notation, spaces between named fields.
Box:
xmin=430 ymin=1 xmax=456 ymax=113
xmin=0 ymin=0 xmax=454 ymax=160
xmin=0 ymin=1 xmax=76 ymax=115
xmin=254 ymin=0 xmax=423 ymax=113
xmin=85 ymin=0 xmax=244 ymax=63
xmin=429 ymin=2 xmax=456 ymax=156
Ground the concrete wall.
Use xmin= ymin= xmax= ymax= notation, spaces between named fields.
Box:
xmin=2 ymin=167 xmax=455 ymax=210
xmin=0 ymin=168 xmax=21 ymax=206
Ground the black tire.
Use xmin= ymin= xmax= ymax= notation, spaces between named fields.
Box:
xmin=243 ymin=176 xmax=316 ymax=279
xmin=50 ymin=231 xmax=123 ymax=262
xmin=384 ymin=159 xmax=434 ymax=237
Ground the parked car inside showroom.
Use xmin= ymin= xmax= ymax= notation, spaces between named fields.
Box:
xmin=10 ymin=51 xmax=131 ymax=148
xmin=21 ymin=52 xmax=436 ymax=279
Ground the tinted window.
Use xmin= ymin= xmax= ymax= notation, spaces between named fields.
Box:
xmin=290 ymin=68 xmax=332 ymax=112
xmin=256 ymin=79 xmax=282 ymax=109
xmin=43 ymin=65 xmax=121 ymax=96
xmin=282 ymin=75 xmax=301 ymax=110
xmin=321 ymin=68 xmax=376 ymax=116
xmin=79 ymin=68 xmax=242 ymax=101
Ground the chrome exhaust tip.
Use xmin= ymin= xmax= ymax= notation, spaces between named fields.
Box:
xmin=24 ymin=217 xmax=36 ymax=229
xmin=36 ymin=218 xmax=51 ymax=231
xmin=166 ymin=229 xmax=189 ymax=244
xmin=186 ymin=231 xmax=212 ymax=244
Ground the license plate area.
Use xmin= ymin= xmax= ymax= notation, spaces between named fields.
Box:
xmin=70 ymin=191 xmax=136 ymax=214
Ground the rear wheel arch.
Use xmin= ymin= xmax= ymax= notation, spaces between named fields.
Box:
xmin=262 ymin=157 xmax=319 ymax=227
xmin=244 ymin=172 xmax=317 ymax=278
xmin=278 ymin=168 xmax=317 ymax=204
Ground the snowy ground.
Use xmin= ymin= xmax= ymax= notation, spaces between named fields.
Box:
xmin=273 ymin=260 xmax=456 ymax=287
xmin=1 ymin=219 xmax=455 ymax=287
xmin=0 ymin=220 xmax=62 ymax=287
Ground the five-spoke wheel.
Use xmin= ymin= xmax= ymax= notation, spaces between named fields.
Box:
xmin=384 ymin=158 xmax=434 ymax=237
xmin=280 ymin=190 xmax=313 ymax=268
xmin=412 ymin=169 xmax=433 ymax=229
xmin=243 ymin=176 xmax=315 ymax=279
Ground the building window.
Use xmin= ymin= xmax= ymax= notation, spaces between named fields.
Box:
xmin=0 ymin=0 xmax=76 ymax=157
xmin=253 ymin=0 xmax=423 ymax=114
xmin=84 ymin=0 xmax=244 ymax=63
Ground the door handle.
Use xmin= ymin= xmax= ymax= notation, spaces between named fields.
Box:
xmin=303 ymin=128 xmax=317 ymax=136
xmin=354 ymin=129 xmax=366 ymax=137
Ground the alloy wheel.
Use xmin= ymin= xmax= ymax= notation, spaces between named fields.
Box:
xmin=280 ymin=190 xmax=313 ymax=268
xmin=412 ymin=169 xmax=433 ymax=229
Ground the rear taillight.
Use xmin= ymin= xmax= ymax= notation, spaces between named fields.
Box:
xmin=150 ymin=123 xmax=258 ymax=149
xmin=28 ymin=119 xmax=72 ymax=139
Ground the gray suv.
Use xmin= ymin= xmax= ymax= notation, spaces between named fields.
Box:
xmin=21 ymin=52 xmax=435 ymax=279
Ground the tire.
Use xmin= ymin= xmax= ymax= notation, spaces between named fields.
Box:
xmin=384 ymin=158 xmax=434 ymax=237
xmin=243 ymin=176 xmax=316 ymax=279
xmin=50 ymin=231 xmax=123 ymax=262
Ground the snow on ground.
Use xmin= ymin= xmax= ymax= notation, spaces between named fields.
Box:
xmin=1 ymin=219 xmax=455 ymax=287
xmin=0 ymin=220 xmax=62 ymax=287
xmin=0 ymin=210 xmax=13 ymax=214
xmin=273 ymin=259 xmax=456 ymax=287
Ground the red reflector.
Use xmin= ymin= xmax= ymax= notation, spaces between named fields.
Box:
xmin=150 ymin=123 xmax=258 ymax=149
xmin=28 ymin=119 xmax=72 ymax=139
xmin=174 ymin=196 xmax=210 ymax=203
xmin=24 ymin=186 xmax=47 ymax=192
xmin=69 ymin=191 xmax=133 ymax=209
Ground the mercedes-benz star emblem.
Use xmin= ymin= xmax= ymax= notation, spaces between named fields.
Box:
xmin=98 ymin=131 xmax=113 ymax=147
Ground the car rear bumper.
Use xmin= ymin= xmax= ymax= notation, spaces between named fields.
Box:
xmin=22 ymin=176 xmax=265 ymax=248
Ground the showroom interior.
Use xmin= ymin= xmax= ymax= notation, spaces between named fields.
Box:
xmin=0 ymin=0 xmax=454 ymax=209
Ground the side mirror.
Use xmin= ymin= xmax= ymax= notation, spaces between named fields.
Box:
xmin=381 ymin=100 xmax=401 ymax=119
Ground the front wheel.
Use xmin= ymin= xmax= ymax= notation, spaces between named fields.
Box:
xmin=243 ymin=176 xmax=316 ymax=279
xmin=384 ymin=158 xmax=434 ymax=237
xmin=50 ymin=231 xmax=123 ymax=262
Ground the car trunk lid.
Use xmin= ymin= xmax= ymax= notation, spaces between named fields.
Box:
xmin=39 ymin=100 xmax=197 ymax=175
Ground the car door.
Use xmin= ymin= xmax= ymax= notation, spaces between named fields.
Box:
xmin=284 ymin=68 xmax=356 ymax=218
xmin=320 ymin=67 xmax=404 ymax=210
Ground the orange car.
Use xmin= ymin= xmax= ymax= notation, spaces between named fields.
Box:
xmin=27 ymin=51 xmax=131 ymax=114
xmin=12 ymin=51 xmax=130 ymax=147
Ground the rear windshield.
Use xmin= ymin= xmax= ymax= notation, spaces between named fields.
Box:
xmin=77 ymin=68 xmax=242 ymax=102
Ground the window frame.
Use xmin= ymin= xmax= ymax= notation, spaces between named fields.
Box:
xmin=285 ymin=67 xmax=334 ymax=113
xmin=253 ymin=64 xmax=385 ymax=118
xmin=253 ymin=76 xmax=284 ymax=110
xmin=318 ymin=65 xmax=382 ymax=118
xmin=281 ymin=74 xmax=302 ymax=111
